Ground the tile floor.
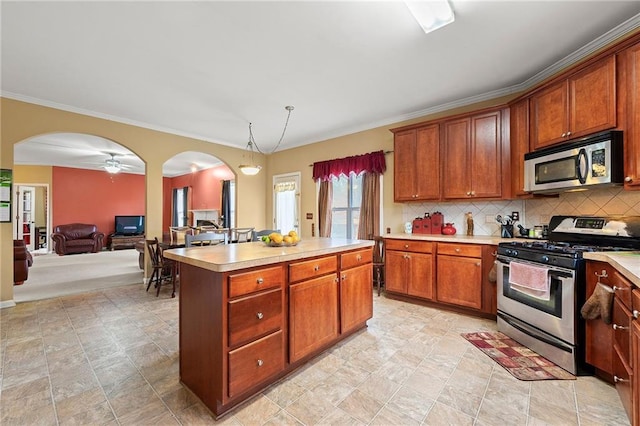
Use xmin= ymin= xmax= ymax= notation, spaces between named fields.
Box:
xmin=0 ymin=284 xmax=630 ymax=425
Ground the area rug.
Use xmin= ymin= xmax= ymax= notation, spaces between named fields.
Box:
xmin=461 ymin=331 xmax=575 ymax=381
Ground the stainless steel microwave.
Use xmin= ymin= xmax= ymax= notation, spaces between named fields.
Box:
xmin=524 ymin=131 xmax=623 ymax=194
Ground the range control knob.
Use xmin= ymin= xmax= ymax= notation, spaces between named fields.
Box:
xmin=541 ymin=255 xmax=550 ymax=263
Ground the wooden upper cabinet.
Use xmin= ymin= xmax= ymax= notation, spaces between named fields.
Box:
xmin=510 ymin=99 xmax=530 ymax=197
xmin=623 ymin=41 xmax=640 ymax=188
xmin=443 ymin=109 xmax=503 ymax=199
xmin=530 ymin=55 xmax=616 ymax=150
xmin=393 ymin=124 xmax=440 ymax=201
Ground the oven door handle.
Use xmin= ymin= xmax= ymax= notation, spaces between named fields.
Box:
xmin=497 ymin=312 xmax=573 ymax=353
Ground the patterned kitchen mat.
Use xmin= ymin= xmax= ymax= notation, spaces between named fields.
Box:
xmin=461 ymin=331 xmax=576 ymax=381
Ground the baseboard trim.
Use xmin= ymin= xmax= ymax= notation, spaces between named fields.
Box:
xmin=0 ymin=299 xmax=17 ymax=309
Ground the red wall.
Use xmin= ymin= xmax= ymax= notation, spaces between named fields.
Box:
xmin=53 ymin=164 xmax=234 ymax=236
xmin=164 ymin=165 xmax=235 ymax=228
xmin=52 ymin=167 xmax=145 ymax=235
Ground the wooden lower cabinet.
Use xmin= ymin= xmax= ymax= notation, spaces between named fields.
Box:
xmin=436 ymin=243 xmax=483 ymax=310
xmin=385 ymin=239 xmax=435 ymax=300
xmin=384 ymin=239 xmax=495 ymax=316
xmin=585 ymin=261 xmax=615 ymax=374
xmin=633 ymin=318 xmax=640 ymax=426
xmin=178 ymin=246 xmax=372 ymax=418
xmin=289 ymin=273 xmax=339 ymax=362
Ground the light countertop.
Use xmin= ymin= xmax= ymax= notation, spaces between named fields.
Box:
xmin=163 ymin=237 xmax=373 ymax=273
xmin=383 ymin=233 xmax=543 ymax=246
xmin=583 ymin=251 xmax=640 ymax=288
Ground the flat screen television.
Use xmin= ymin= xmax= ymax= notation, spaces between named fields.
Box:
xmin=114 ymin=215 xmax=145 ymax=236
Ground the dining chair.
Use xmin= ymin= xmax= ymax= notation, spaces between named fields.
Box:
xmin=185 ymin=231 xmax=228 ymax=247
xmin=372 ymin=236 xmax=385 ymax=296
xmin=146 ymin=237 xmax=178 ymax=298
xmin=169 ymin=226 xmax=194 ymax=245
xmin=230 ymin=227 xmax=254 ymax=243
xmin=253 ymin=229 xmax=281 ymax=241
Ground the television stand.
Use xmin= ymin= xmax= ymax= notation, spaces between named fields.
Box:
xmin=109 ymin=234 xmax=145 ymax=250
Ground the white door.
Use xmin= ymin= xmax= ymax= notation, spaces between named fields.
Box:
xmin=273 ymin=173 xmax=300 ymax=235
xmin=14 ymin=185 xmax=36 ymax=251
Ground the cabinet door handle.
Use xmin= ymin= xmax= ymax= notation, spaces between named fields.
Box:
xmin=567 ymin=131 xmax=572 ymax=136
xmin=476 ymin=262 xmax=481 ymax=267
xmin=470 ymin=191 xmax=475 ymax=196
xmin=561 ymin=132 xmax=566 ymax=138
xmin=633 ymin=310 xmax=639 ymax=319
xmin=256 ymin=278 xmax=264 ymax=284
xmin=342 ymin=275 xmax=347 ymax=281
xmin=257 ymin=359 xmax=264 ymax=367
xmin=313 ymin=265 xmax=320 ymax=271
xmin=613 ymin=286 xmax=629 ymax=292
xmin=625 ymin=176 xmax=633 ymax=183
xmin=614 ymin=375 xmax=628 ymax=383
xmin=613 ymin=324 xmax=629 ymax=330
xmin=256 ymin=312 xmax=264 ymax=320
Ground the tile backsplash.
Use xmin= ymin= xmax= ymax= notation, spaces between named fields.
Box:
xmin=401 ymin=187 xmax=640 ymax=237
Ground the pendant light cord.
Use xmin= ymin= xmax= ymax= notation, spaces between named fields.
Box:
xmin=249 ymin=105 xmax=294 ymax=155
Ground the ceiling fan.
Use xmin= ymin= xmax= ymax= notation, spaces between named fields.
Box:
xmin=103 ymin=153 xmax=132 ymax=174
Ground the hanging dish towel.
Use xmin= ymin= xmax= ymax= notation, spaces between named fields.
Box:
xmin=509 ymin=261 xmax=551 ymax=301
xmin=581 ymin=283 xmax=615 ymax=324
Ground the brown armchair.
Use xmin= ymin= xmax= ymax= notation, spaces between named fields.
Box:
xmin=51 ymin=223 xmax=105 ymax=255
xmin=14 ymin=239 xmax=33 ymax=285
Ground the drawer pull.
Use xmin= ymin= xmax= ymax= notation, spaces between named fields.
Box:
xmin=404 ymin=244 xmax=409 ymax=249
xmin=613 ymin=286 xmax=629 ymax=292
xmin=455 ymin=248 xmax=461 ymax=253
xmin=614 ymin=375 xmax=628 ymax=383
xmin=256 ymin=312 xmax=264 ymax=320
xmin=313 ymin=265 xmax=320 ymax=271
xmin=256 ymin=278 xmax=264 ymax=285
xmin=612 ymin=324 xmax=629 ymax=331
xmin=633 ymin=310 xmax=639 ymax=319
xmin=356 ymin=254 xmax=362 ymax=261
xmin=257 ymin=359 xmax=264 ymax=367
xmin=595 ymin=270 xmax=608 ymax=279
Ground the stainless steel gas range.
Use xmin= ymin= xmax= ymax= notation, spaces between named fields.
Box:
xmin=496 ymin=215 xmax=640 ymax=375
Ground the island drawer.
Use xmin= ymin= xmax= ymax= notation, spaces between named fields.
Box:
xmin=289 ymin=255 xmax=337 ymax=283
xmin=228 ymin=288 xmax=283 ymax=347
xmin=385 ymin=239 xmax=433 ymax=254
xmin=437 ymin=242 xmax=482 ymax=258
xmin=228 ymin=266 xmax=284 ymax=298
xmin=228 ymin=330 xmax=284 ymax=398
xmin=340 ymin=249 xmax=372 ymax=270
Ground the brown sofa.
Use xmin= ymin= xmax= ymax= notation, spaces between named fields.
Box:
xmin=51 ymin=223 xmax=105 ymax=255
xmin=14 ymin=239 xmax=33 ymax=285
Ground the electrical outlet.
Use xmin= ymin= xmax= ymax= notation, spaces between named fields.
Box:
xmin=511 ymin=211 xmax=520 ymax=221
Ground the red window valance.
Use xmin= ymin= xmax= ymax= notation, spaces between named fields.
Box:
xmin=312 ymin=150 xmax=386 ymax=182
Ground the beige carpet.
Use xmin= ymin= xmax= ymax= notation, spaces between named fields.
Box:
xmin=14 ymin=249 xmax=143 ymax=303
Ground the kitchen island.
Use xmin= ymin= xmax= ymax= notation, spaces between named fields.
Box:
xmin=163 ymin=238 xmax=374 ymax=418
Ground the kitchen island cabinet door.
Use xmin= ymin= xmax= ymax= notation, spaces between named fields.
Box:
xmin=340 ymin=263 xmax=373 ymax=334
xmin=436 ymin=254 xmax=482 ymax=310
xmin=289 ymin=273 xmax=339 ymax=363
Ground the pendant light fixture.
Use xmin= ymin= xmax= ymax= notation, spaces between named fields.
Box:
xmin=239 ymin=105 xmax=294 ymax=176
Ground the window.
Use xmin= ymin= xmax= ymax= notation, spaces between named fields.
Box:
xmin=331 ymin=173 xmax=362 ymax=239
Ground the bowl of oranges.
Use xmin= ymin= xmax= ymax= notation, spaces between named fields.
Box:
xmin=261 ymin=230 xmax=300 ymax=247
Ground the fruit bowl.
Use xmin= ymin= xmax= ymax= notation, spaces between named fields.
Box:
xmin=263 ymin=240 xmax=299 ymax=247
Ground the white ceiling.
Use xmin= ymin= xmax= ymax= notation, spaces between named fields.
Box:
xmin=3 ymin=1 xmax=640 ymax=176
